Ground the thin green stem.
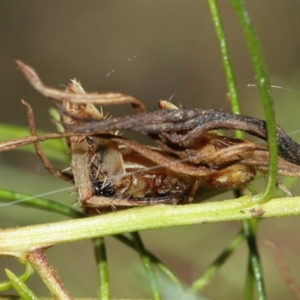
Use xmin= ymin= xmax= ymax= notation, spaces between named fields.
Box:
xmin=0 ymin=188 xmax=83 ymax=219
xmin=230 ymin=0 xmax=278 ymax=202
xmin=5 ymin=269 xmax=38 ymax=300
xmin=0 ymin=261 xmax=34 ymax=292
xmin=114 ymin=234 xmax=182 ymax=291
xmin=244 ymin=257 xmax=254 ymax=300
xmin=208 ymin=7 xmax=259 ymax=299
xmin=131 ymin=232 xmax=161 ymax=300
xmin=207 ymin=0 xmax=241 ymax=114
xmin=242 ymin=219 xmax=266 ymax=300
xmin=188 ymin=229 xmax=244 ymax=294
xmin=93 ymin=238 xmax=110 ymax=300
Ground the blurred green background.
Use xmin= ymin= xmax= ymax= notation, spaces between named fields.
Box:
xmin=1 ymin=1 xmax=300 ymax=299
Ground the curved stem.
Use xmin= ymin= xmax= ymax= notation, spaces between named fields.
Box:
xmin=230 ymin=0 xmax=278 ymax=202
xmin=5 ymin=269 xmax=38 ymax=300
xmin=0 ymin=261 xmax=34 ymax=292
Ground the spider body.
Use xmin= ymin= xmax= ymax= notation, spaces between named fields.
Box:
xmin=13 ymin=61 xmax=300 ymax=213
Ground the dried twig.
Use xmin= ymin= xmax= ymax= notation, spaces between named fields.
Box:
xmin=21 ymin=100 xmax=72 ymax=182
xmin=265 ymin=240 xmax=300 ymax=300
xmin=16 ymin=60 xmax=146 ymax=114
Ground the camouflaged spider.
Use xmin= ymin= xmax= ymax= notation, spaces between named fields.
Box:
xmin=13 ymin=61 xmax=300 ymax=214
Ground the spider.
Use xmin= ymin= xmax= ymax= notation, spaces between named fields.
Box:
xmin=11 ymin=61 xmax=300 ymax=214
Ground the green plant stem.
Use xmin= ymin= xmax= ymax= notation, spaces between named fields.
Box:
xmin=5 ymin=269 xmax=38 ymax=300
xmin=230 ymin=0 xmax=277 ymax=203
xmin=208 ymin=0 xmax=245 ymax=142
xmin=131 ymin=232 xmax=161 ymax=300
xmin=93 ymin=238 xmax=110 ymax=300
xmin=207 ymin=0 xmax=241 ymax=115
xmin=0 ymin=186 xmax=181 ymax=293
xmin=188 ymin=229 xmax=244 ymax=294
xmin=208 ymin=6 xmax=261 ymax=299
xmin=244 ymin=257 xmax=254 ymax=300
xmin=114 ymin=234 xmax=182 ymax=290
xmin=0 ymin=188 xmax=83 ymax=219
xmin=1 ymin=195 xmax=300 ymax=256
xmin=242 ymin=219 xmax=266 ymax=300
xmin=0 ymin=261 xmax=34 ymax=292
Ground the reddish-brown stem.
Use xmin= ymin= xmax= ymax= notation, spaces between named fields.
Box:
xmin=16 ymin=60 xmax=146 ymax=114
xmin=265 ymin=240 xmax=300 ymax=300
xmin=27 ymin=249 xmax=72 ymax=300
xmin=21 ymin=100 xmax=72 ymax=182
